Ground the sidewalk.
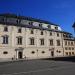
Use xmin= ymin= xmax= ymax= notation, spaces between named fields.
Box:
xmin=0 ymin=58 xmax=28 ymax=65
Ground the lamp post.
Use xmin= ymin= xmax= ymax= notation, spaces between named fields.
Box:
xmin=37 ymin=49 xmax=38 ymax=58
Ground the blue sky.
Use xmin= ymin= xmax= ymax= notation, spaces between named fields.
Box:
xmin=0 ymin=0 xmax=75 ymax=35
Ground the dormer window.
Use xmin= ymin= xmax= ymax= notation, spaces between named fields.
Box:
xmin=29 ymin=22 xmax=33 ymax=25
xmin=16 ymin=19 xmax=21 ymax=24
xmin=48 ymin=25 xmax=51 ymax=29
xmin=18 ymin=28 xmax=22 ymax=33
xmin=0 ymin=17 xmax=4 ymax=22
xmin=55 ymin=26 xmax=58 ymax=30
xmin=4 ymin=26 xmax=8 ymax=32
xmin=39 ymin=24 xmax=42 ymax=28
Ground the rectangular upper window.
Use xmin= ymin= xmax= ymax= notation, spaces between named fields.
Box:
xmin=65 ymin=47 xmax=67 ymax=50
xmin=50 ymin=32 xmax=52 ymax=36
xmin=18 ymin=28 xmax=22 ymax=33
xmin=4 ymin=26 xmax=8 ymax=32
xmin=2 ymin=35 xmax=9 ymax=44
xmin=49 ymin=39 xmax=53 ymax=46
xmin=68 ymin=41 xmax=70 ymax=46
xmin=16 ymin=36 xmax=22 ymax=45
xmin=40 ymin=39 xmax=44 ymax=45
xmin=30 ymin=38 xmax=35 ymax=45
xmin=71 ymin=41 xmax=73 ymax=46
xmin=65 ymin=41 xmax=67 ymax=45
xmin=57 ymin=33 xmax=59 ymax=37
xmin=41 ymin=31 xmax=43 ymax=35
xmin=57 ymin=40 xmax=60 ymax=46
xmin=65 ymin=52 xmax=68 ymax=55
xmin=30 ymin=29 xmax=34 ymax=34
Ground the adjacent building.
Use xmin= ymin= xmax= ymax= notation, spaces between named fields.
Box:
xmin=0 ymin=13 xmax=75 ymax=60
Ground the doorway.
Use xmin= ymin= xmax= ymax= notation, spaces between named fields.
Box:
xmin=51 ymin=51 xmax=54 ymax=57
xmin=18 ymin=51 xmax=23 ymax=59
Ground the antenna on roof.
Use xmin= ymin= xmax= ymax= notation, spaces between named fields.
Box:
xmin=72 ymin=22 xmax=75 ymax=34
xmin=17 ymin=13 xmax=21 ymax=24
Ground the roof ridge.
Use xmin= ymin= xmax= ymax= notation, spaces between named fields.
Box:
xmin=0 ymin=13 xmax=59 ymax=26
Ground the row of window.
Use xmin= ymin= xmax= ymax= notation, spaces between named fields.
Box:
xmin=4 ymin=26 xmax=73 ymax=39
xmin=27 ymin=22 xmax=58 ymax=30
xmin=65 ymin=52 xmax=75 ymax=56
xmin=65 ymin=47 xmax=74 ymax=50
xmin=3 ymin=51 xmax=46 ymax=55
xmin=4 ymin=26 xmax=74 ymax=40
xmin=2 ymin=36 xmax=61 ymax=46
xmin=56 ymin=50 xmax=61 ymax=53
xmin=30 ymin=29 xmax=60 ymax=37
xmin=3 ymin=50 xmax=60 ymax=55
xmin=3 ymin=26 xmax=60 ymax=36
xmin=31 ymin=51 xmax=45 ymax=54
xmin=3 ymin=51 xmax=75 ymax=57
xmin=63 ymin=34 xmax=72 ymax=38
xmin=65 ymin=41 xmax=75 ymax=46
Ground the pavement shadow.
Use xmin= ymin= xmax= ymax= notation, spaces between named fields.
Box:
xmin=43 ymin=56 xmax=75 ymax=62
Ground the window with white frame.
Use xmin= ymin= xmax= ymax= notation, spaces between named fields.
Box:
xmin=30 ymin=37 xmax=35 ymax=45
xmin=2 ymin=35 xmax=9 ymax=44
xmin=16 ymin=36 xmax=22 ymax=45
xmin=40 ymin=38 xmax=44 ymax=45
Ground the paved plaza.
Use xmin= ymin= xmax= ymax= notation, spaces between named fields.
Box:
xmin=0 ymin=59 xmax=75 ymax=75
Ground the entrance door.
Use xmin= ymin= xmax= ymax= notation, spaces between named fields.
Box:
xmin=18 ymin=51 xmax=23 ymax=59
xmin=51 ymin=51 xmax=54 ymax=57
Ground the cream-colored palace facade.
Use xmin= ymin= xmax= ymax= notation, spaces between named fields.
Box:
xmin=0 ymin=13 xmax=75 ymax=60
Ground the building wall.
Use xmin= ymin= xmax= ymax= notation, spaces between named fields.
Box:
xmin=63 ymin=39 xmax=75 ymax=56
xmin=0 ymin=22 xmax=74 ymax=60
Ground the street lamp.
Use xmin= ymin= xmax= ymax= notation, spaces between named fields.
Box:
xmin=37 ymin=49 xmax=38 ymax=58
